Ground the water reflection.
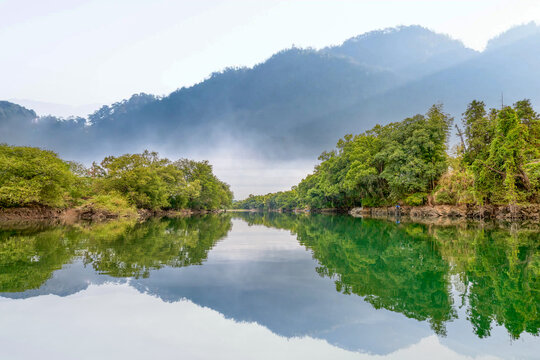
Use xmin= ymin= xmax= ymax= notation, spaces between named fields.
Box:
xmin=0 ymin=213 xmax=539 ymax=358
xmin=0 ymin=215 xmax=232 ymax=291
xmin=0 ymin=283 xmax=487 ymax=360
xmin=0 ymin=225 xmax=80 ymax=292
xmin=82 ymin=216 xmax=232 ymax=278
xmin=237 ymin=212 xmax=540 ymax=341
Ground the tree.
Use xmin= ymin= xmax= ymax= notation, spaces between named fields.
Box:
xmin=461 ymin=100 xmax=494 ymax=165
xmin=98 ymin=151 xmax=183 ymax=209
xmin=475 ymin=107 xmax=530 ymax=205
xmin=514 ymin=99 xmax=540 ymax=161
xmin=0 ymin=144 xmax=75 ymax=207
xmin=174 ymin=159 xmax=233 ymax=210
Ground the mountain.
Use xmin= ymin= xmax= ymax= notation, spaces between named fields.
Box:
xmin=1 ymin=23 xmax=539 ymax=196
xmin=324 ymin=25 xmax=477 ymax=78
xmin=358 ymin=22 xmax=540 ymax=121
xmin=0 ymin=101 xmax=36 ymax=121
xmin=0 ymin=101 xmax=37 ymax=143
xmin=485 ymin=21 xmax=540 ymax=50
xmin=7 ymin=99 xmax=101 ymax=118
xmin=0 ymin=47 xmax=405 ymax=160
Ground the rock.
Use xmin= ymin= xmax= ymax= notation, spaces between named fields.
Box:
xmin=349 ymin=207 xmax=363 ymax=217
xmin=360 ymin=204 xmax=539 ymax=220
xmin=0 ymin=205 xmax=64 ymax=221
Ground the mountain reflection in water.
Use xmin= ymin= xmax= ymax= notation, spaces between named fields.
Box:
xmin=0 ymin=213 xmax=538 ymax=359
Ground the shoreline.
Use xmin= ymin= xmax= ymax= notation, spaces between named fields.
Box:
xmin=350 ymin=204 xmax=540 ymax=221
xmin=2 ymin=204 xmax=539 ymax=223
xmin=228 ymin=204 xmax=540 ymax=221
xmin=0 ymin=205 xmax=224 ymax=224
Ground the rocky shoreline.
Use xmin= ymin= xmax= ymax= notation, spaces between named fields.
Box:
xmin=0 ymin=205 xmax=224 ymax=223
xmin=349 ymin=204 xmax=540 ymax=220
xmin=15 ymin=204 xmax=532 ymax=222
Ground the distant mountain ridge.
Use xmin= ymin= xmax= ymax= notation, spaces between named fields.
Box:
xmin=7 ymin=99 xmax=101 ymax=118
xmin=324 ymin=25 xmax=477 ymax=78
xmin=1 ymin=23 xmax=539 ymax=164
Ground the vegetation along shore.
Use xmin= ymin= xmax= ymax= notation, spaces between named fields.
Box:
xmin=0 ymin=146 xmax=232 ymax=221
xmin=234 ymin=99 xmax=540 ymax=220
xmin=2 ymin=98 xmax=539 ymax=221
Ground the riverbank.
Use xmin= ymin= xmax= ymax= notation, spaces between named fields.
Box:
xmin=350 ymin=204 xmax=540 ymax=220
xmin=0 ymin=205 xmax=224 ymax=223
xmin=228 ymin=204 xmax=540 ymax=220
xmin=10 ymin=204 xmax=536 ymax=223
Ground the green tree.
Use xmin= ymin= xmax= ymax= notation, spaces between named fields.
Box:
xmin=0 ymin=144 xmax=75 ymax=207
xmin=98 ymin=150 xmax=184 ymax=209
xmin=461 ymin=100 xmax=494 ymax=165
xmin=475 ymin=107 xmax=530 ymax=205
xmin=174 ymin=159 xmax=233 ymax=210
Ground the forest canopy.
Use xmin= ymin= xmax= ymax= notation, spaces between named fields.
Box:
xmin=235 ymin=100 xmax=540 ymax=210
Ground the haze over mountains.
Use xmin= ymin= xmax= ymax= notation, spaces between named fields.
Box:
xmin=2 ymin=23 xmax=540 ymax=198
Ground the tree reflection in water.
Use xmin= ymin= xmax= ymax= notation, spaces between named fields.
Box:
xmin=1 ymin=212 xmax=538 ymax=340
xmin=236 ymin=212 xmax=540 ymax=340
xmin=0 ymin=215 xmax=232 ymax=290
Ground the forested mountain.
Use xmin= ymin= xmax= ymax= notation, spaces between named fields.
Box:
xmin=1 ymin=23 xmax=539 ymax=165
xmin=0 ymin=101 xmax=36 ymax=122
xmin=0 ymin=101 xmax=37 ymax=140
xmin=367 ymin=24 xmax=540 ymax=121
xmin=324 ymin=25 xmax=476 ymax=78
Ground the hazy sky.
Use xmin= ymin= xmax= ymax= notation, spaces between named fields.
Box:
xmin=2 ymin=0 xmax=539 ymax=108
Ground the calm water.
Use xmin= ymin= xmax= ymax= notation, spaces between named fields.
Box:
xmin=0 ymin=213 xmax=538 ymax=359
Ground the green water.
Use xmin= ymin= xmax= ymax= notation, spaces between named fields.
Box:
xmin=0 ymin=213 xmax=538 ymax=359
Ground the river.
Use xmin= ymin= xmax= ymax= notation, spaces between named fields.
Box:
xmin=0 ymin=213 xmax=538 ymax=359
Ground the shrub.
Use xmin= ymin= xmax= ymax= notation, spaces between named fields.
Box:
xmin=79 ymin=193 xmax=137 ymax=218
xmin=524 ymin=160 xmax=540 ymax=203
xmin=434 ymin=169 xmax=475 ymax=205
xmin=404 ymin=193 xmax=427 ymax=206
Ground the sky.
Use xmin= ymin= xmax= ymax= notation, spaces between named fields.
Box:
xmin=2 ymin=0 xmax=540 ymax=112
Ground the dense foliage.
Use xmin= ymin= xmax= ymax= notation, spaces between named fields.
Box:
xmin=235 ymin=100 xmax=540 ymax=210
xmin=173 ymin=159 xmax=233 ymax=210
xmin=0 ymin=144 xmax=76 ymax=207
xmin=0 ymin=146 xmax=232 ymax=212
